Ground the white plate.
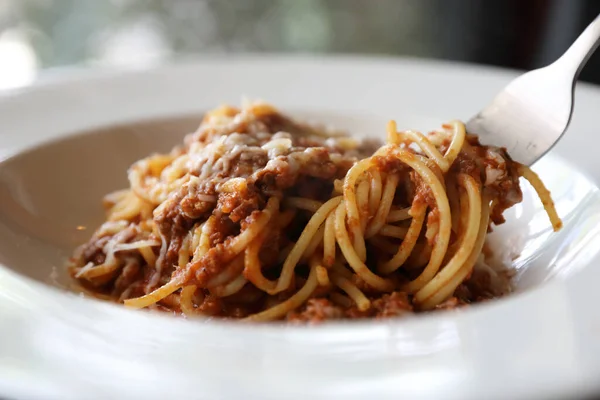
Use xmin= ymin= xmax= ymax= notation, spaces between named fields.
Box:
xmin=0 ymin=56 xmax=600 ymax=400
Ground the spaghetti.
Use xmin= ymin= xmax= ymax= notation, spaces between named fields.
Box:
xmin=69 ymin=102 xmax=562 ymax=323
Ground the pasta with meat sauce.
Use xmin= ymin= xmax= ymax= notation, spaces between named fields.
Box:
xmin=69 ymin=102 xmax=562 ymax=323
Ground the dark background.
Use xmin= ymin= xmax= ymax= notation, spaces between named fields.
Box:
xmin=0 ymin=0 xmax=599 ymax=89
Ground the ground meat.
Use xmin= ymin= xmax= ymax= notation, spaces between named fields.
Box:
xmin=373 ymin=154 xmax=405 ymax=175
xmin=217 ymin=186 xmax=263 ymax=224
xmin=287 ymin=292 xmax=415 ymax=323
xmin=192 ymin=244 xmax=227 ymax=285
xmin=372 ymin=292 xmax=414 ymax=318
xmin=154 ymin=193 xmax=190 ymax=245
xmin=113 ymin=260 xmax=141 ymax=294
xmin=198 ymin=294 xmax=224 ymax=316
xmin=287 ymin=298 xmax=345 ymax=323
xmin=165 ymin=235 xmax=183 ymax=264
xmin=452 ymin=151 xmax=483 ymax=181
xmin=81 ymin=235 xmax=110 ymax=265
xmin=180 ymin=197 xmax=214 ymax=219
xmin=434 ymin=297 xmax=468 ymax=310
xmin=259 ymin=230 xmax=284 ymax=269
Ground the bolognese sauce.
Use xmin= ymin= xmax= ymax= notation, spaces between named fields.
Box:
xmin=69 ymin=102 xmax=561 ymax=323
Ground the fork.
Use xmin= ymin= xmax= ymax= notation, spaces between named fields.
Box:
xmin=466 ymin=14 xmax=600 ymax=166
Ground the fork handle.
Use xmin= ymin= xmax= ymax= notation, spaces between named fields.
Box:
xmin=556 ymin=14 xmax=600 ymax=78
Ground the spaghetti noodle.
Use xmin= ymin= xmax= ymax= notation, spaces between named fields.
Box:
xmin=69 ymin=102 xmax=562 ymax=323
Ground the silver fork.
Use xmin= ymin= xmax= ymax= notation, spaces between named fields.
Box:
xmin=466 ymin=14 xmax=600 ymax=166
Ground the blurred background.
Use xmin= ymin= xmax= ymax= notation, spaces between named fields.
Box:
xmin=0 ymin=0 xmax=599 ymax=90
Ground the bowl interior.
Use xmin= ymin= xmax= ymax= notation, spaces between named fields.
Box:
xmin=0 ymin=113 xmax=599 ymax=296
xmin=0 ymin=116 xmax=199 ymax=288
